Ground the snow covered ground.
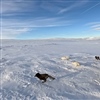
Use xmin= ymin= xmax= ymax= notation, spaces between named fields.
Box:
xmin=0 ymin=39 xmax=100 ymax=100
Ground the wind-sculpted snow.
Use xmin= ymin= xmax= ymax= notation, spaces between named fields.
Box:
xmin=0 ymin=39 xmax=100 ymax=100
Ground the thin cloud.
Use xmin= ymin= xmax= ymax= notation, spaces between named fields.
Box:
xmin=82 ymin=2 xmax=100 ymax=14
xmin=86 ymin=22 xmax=100 ymax=26
xmin=94 ymin=27 xmax=100 ymax=30
xmin=1 ymin=17 xmax=72 ymax=39
xmin=1 ymin=0 xmax=74 ymax=39
xmin=2 ymin=17 xmax=72 ymax=28
xmin=1 ymin=0 xmax=37 ymax=14
xmin=91 ymin=24 xmax=100 ymax=28
xmin=58 ymin=0 xmax=88 ymax=14
xmin=58 ymin=3 xmax=78 ymax=14
xmin=86 ymin=22 xmax=100 ymax=31
xmin=1 ymin=28 xmax=30 ymax=39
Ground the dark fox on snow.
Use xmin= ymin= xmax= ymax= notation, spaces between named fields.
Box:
xmin=95 ymin=56 xmax=100 ymax=60
xmin=35 ymin=73 xmax=55 ymax=83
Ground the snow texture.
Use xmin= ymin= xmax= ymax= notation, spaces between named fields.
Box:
xmin=0 ymin=39 xmax=100 ymax=100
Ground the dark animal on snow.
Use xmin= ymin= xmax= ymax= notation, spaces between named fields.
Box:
xmin=35 ymin=73 xmax=55 ymax=83
xmin=95 ymin=56 xmax=100 ymax=60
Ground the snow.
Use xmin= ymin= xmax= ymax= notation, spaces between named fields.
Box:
xmin=0 ymin=39 xmax=100 ymax=100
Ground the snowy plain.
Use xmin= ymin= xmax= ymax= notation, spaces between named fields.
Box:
xmin=0 ymin=39 xmax=100 ymax=100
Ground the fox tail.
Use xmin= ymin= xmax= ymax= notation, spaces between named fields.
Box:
xmin=48 ymin=75 xmax=55 ymax=80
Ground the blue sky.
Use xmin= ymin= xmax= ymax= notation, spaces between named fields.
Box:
xmin=1 ymin=0 xmax=100 ymax=39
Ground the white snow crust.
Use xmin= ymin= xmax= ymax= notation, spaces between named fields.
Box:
xmin=0 ymin=39 xmax=100 ymax=100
